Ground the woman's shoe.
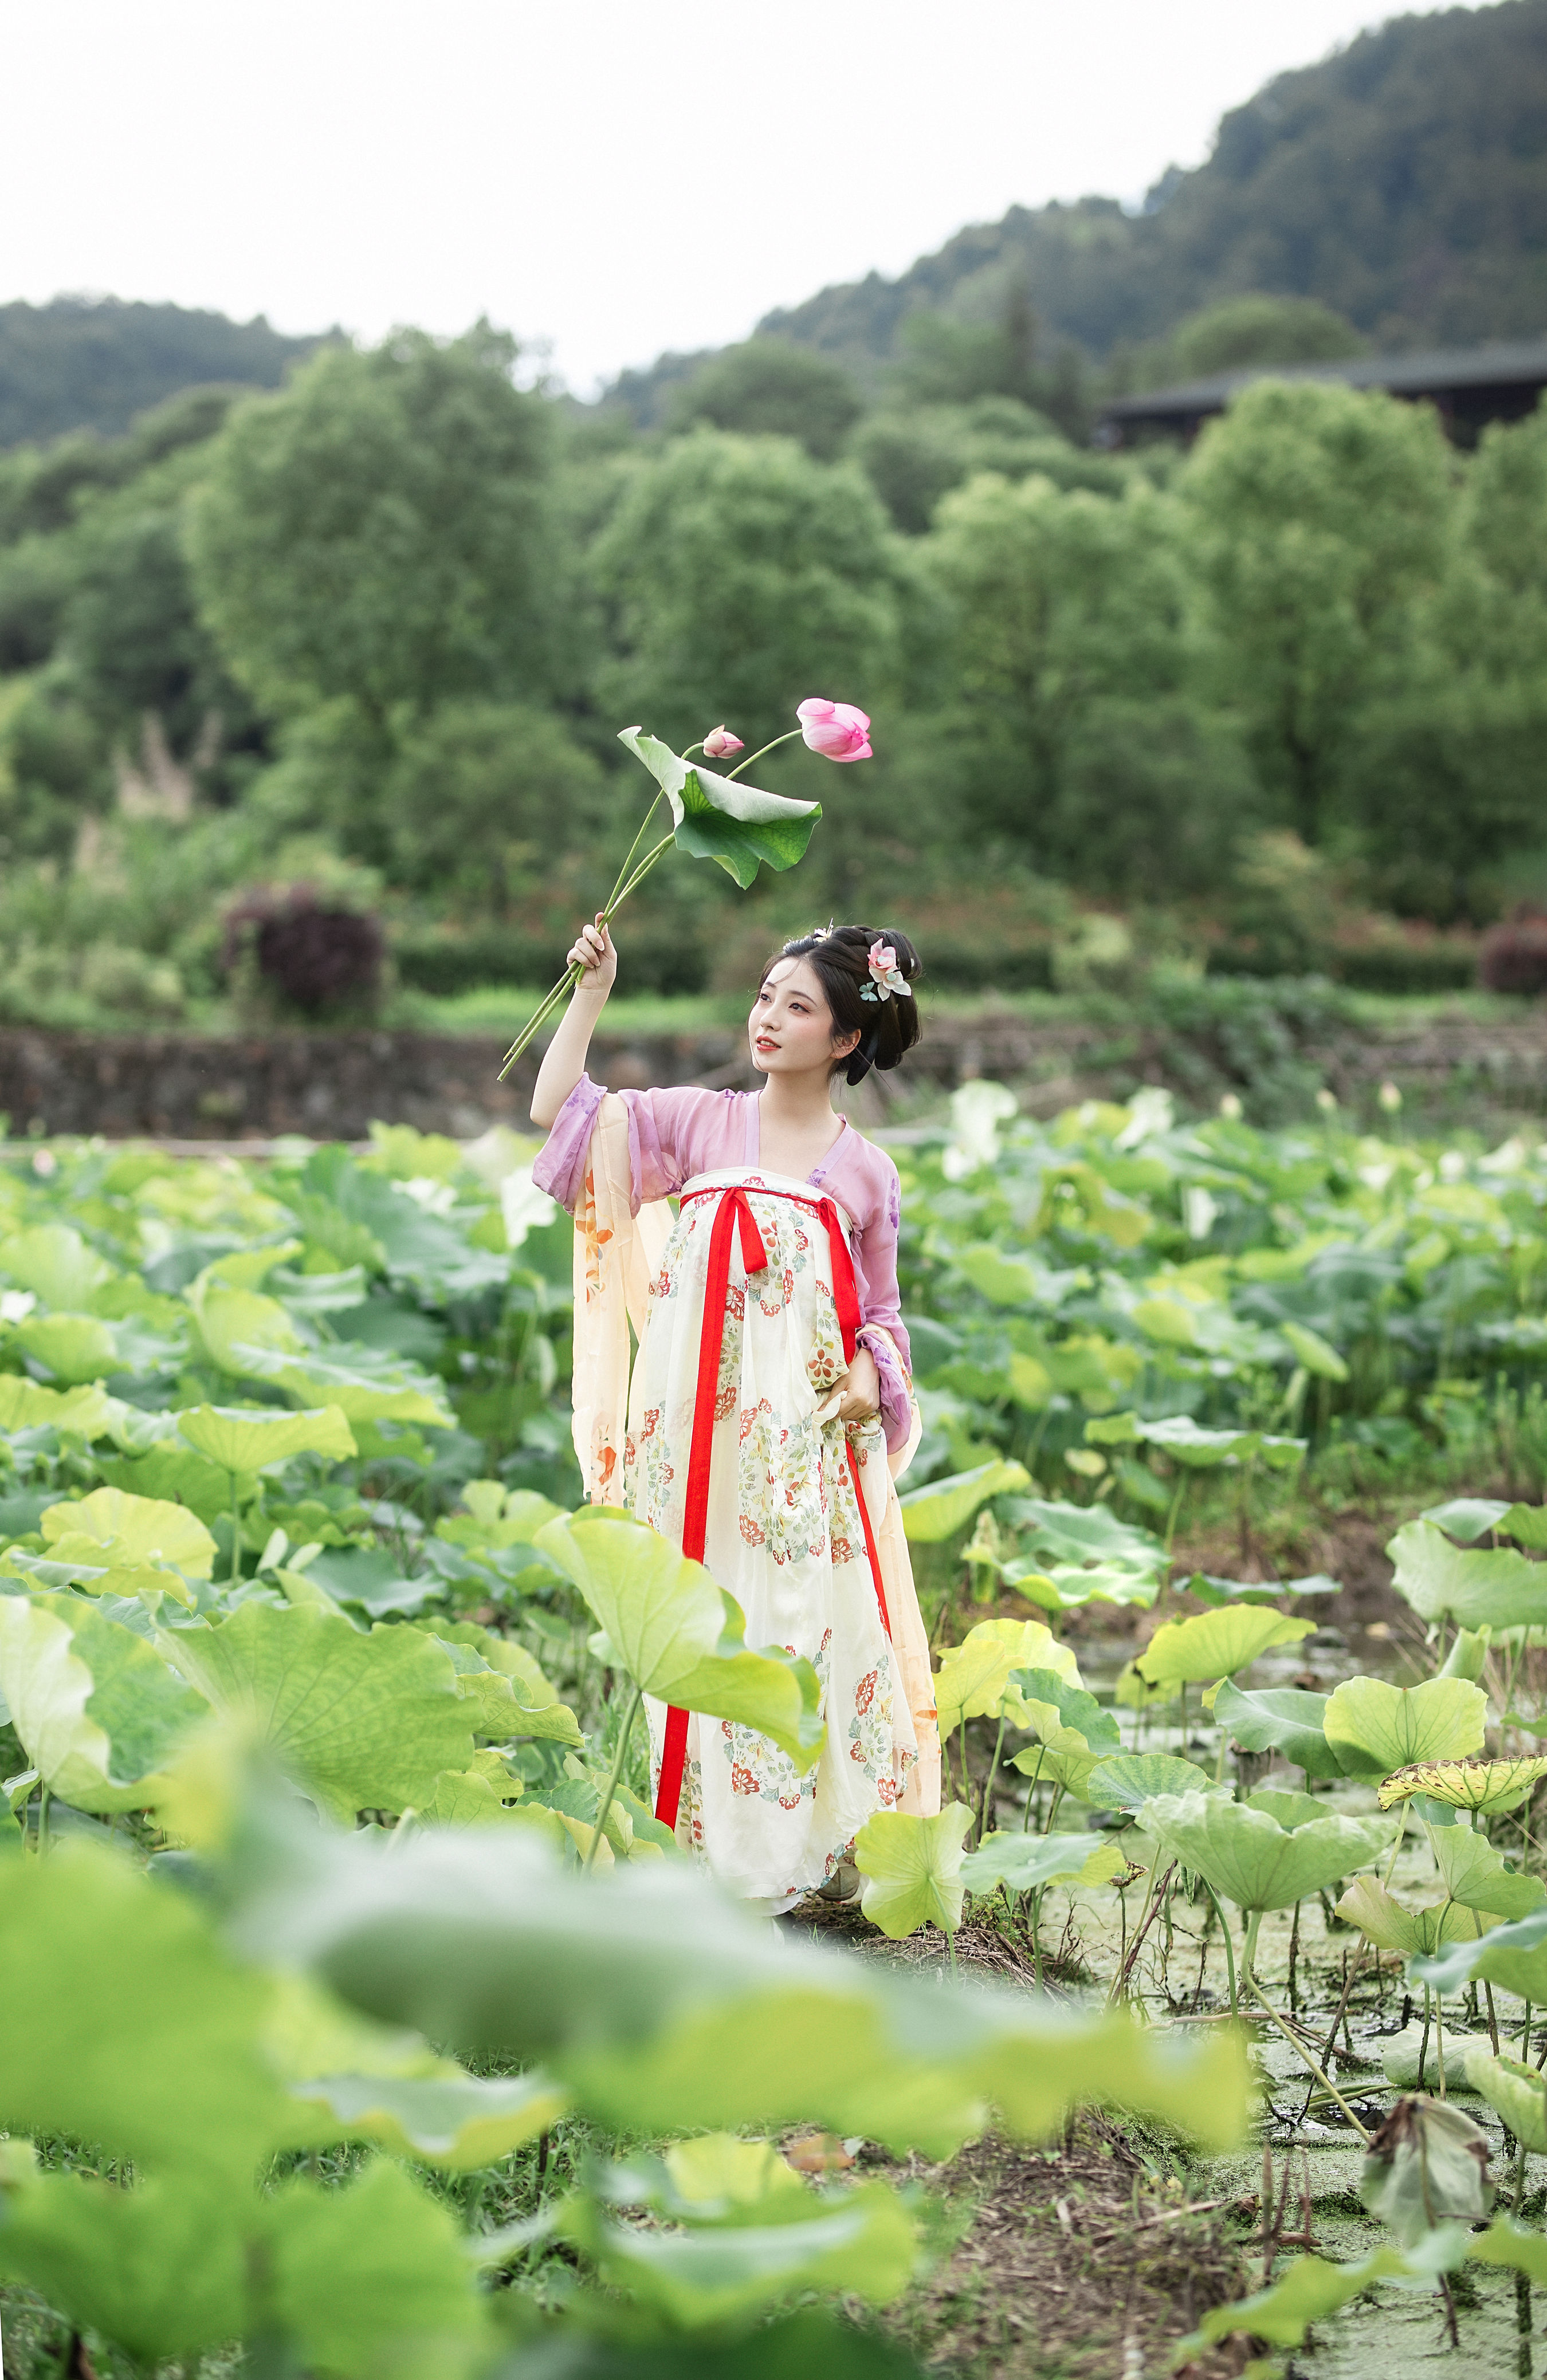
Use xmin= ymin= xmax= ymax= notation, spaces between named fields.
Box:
xmin=816 ymin=1859 xmax=862 ymax=1903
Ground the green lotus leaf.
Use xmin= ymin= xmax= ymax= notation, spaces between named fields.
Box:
xmin=1465 ymin=2051 xmax=1547 ymax=2153
xmin=290 ymin=2070 xmax=565 ymax=2170
xmin=652 ymin=2131 xmax=814 ymax=2221
xmin=190 ymin=1283 xmax=304 ymax=1374
xmin=1432 ymin=1823 xmax=1547 ymax=1918
xmin=1423 ymin=1497 xmax=1513 ymax=1541
xmin=1414 ymin=1906 xmax=1547 ymax=2003
xmin=1499 ymin=1504 xmax=1547 ymax=1550
xmin=1335 ymin=1874 xmax=1490 ymax=1956
xmin=0 ymin=1223 xmax=115 ymax=1311
xmin=0 ymin=1376 xmax=114 ymax=1438
xmin=0 ymin=2167 xmax=248 ymax=2361
xmin=935 ymin=1619 xmax=1078 ymax=1738
xmin=566 ymin=2177 xmax=916 ymax=2325
xmin=617 ymin=727 xmax=822 ymax=888
xmin=414 ymin=1621 xmax=583 ymax=1747
xmin=1009 ymin=1725 xmax=1108 ymax=1799
xmin=1001 ymin=1496 xmax=1165 ymax=1580
xmin=261 ymin=2162 xmax=490 ymax=2376
xmin=12 ymin=1312 xmax=119 ymax=1386
xmin=1245 ymin=1787 xmax=1325 ymax=1828
xmin=1385 ymin=1519 xmax=1547 ymax=1628
xmin=1380 ymin=2023 xmax=1474 ymax=2091
xmin=952 ymin=1244 xmax=1047 ymax=1307
xmin=1212 ymin=1679 xmax=1340 ymax=1778
xmin=166 ymin=1603 xmax=476 ymax=1821
xmin=1280 ymin=1319 xmax=1349 ymax=1380
xmin=1085 ymin=1752 xmax=1212 ymax=1811
xmin=421 ymin=1768 xmax=526 ymax=1824
xmin=960 ymin=1830 xmax=1136 ymax=1895
xmin=1008 ymin=1667 xmax=1121 ymax=1754
xmin=95 ymin=1441 xmax=235 ymax=1526
xmin=1134 ymin=1415 xmax=1306 ymax=1470
xmin=1363 ymin=2095 xmax=1494 ymax=2248
xmin=1378 ymin=1754 xmax=1547 ymax=1814
xmin=1179 ymin=2233 xmax=1467 ymax=2359
xmin=1473 ymin=2218 xmax=1547 ymax=2285
xmin=854 ymin=1803 xmax=972 ymax=1939
xmin=177 ymin=1402 xmax=358 ymax=1474
xmin=1010 ymin=1557 xmax=1163 ymax=1611
xmin=1137 ymin=1606 xmax=1315 ymax=1687
xmin=897 ymin=1459 xmax=1031 ymax=1544
xmin=234 ymin=1346 xmax=454 ymax=1429
xmin=0 ymin=1596 xmax=210 ymax=1812
xmin=1322 ymin=1674 xmax=1488 ymax=1780
xmin=41 ymin=1487 xmax=217 ymax=1580
xmin=1139 ymin=1788 xmax=1397 ymax=1911
xmin=535 ymin=1510 xmax=823 ymax=1768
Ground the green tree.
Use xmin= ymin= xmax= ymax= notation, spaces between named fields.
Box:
xmin=921 ymin=469 xmax=1247 ymax=892
xmin=852 ymin=396 xmax=1125 ymax=534
xmin=187 ymin=326 xmax=559 ymax=729
xmin=590 ymin=430 xmax=902 ymax=753
xmin=1162 ymin=296 xmax=1367 ymax=384
xmin=1179 ymin=379 xmax=1454 ymax=848
xmin=668 ymin=341 xmax=864 ymax=462
xmin=384 ymin=701 xmax=610 ymax=915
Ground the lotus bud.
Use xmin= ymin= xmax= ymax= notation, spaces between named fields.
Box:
xmin=1218 ymin=1093 xmax=1243 ymax=1120
xmin=702 ymin=726 xmax=743 ymax=759
xmin=1379 ymin=1080 xmax=1403 ymax=1113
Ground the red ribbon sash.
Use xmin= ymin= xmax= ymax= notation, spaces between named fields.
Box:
xmin=654 ymin=1181 xmax=893 ymax=1834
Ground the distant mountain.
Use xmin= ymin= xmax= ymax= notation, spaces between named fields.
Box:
xmin=0 ymin=297 xmax=329 ymax=450
xmin=617 ymin=0 xmax=1547 ymax=414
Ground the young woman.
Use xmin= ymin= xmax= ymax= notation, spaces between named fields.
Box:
xmin=531 ymin=918 xmax=941 ymax=1915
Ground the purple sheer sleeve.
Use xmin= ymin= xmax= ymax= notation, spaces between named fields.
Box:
xmin=530 ymin=1075 xmax=607 ymax=1214
xmin=850 ymin=1156 xmax=913 ymax=1453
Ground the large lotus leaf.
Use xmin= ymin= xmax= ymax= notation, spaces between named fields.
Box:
xmin=536 ymin=1511 xmax=821 ymax=1765
xmin=1385 ymin=1519 xmax=1547 ymax=1628
xmin=1245 ymin=1787 xmax=1325 ymax=1829
xmin=41 ymin=1486 xmax=217 ymax=1579
xmin=0 ymin=1376 xmax=113 ymax=1437
xmin=897 ymin=1459 xmax=1032 ymax=1544
xmin=166 ymin=1603 xmax=474 ymax=1821
xmin=1011 ymin=1557 xmax=1163 ymax=1612
xmin=1473 ymin=2217 xmax=1547 ymax=2284
xmin=654 ymin=2133 xmax=815 ymax=2221
xmin=0 ymin=1836 xmax=289 ymax=2178
xmin=1466 ymin=2052 xmax=1547 ymax=2153
xmin=1336 ymin=1875 xmax=1490 ymax=1956
xmin=95 ymin=1441 xmax=235 ymax=1527
xmin=0 ymin=1222 xmax=114 ymax=1311
xmin=953 ymin=1244 xmax=1046 ymax=1307
xmin=0 ymin=1596 xmax=209 ymax=1812
xmin=1378 ymin=1754 xmax=1547 ymax=1814
xmin=190 ymin=1282 xmax=304 ymax=1374
xmin=617 ymin=727 xmax=822 ymax=888
xmin=854 ymin=1804 xmax=971 ymax=1938
xmin=1085 ymin=1752 xmax=1212 ymax=1812
xmin=1501 ymin=1504 xmax=1547 ymax=1551
xmin=1002 ymin=1497 xmax=1165 ymax=1579
xmin=960 ymin=1830 xmax=1135 ymax=1895
xmin=426 ymin=1637 xmax=584 ymax=1749
xmin=1140 ymin=1789 xmax=1396 ymax=1911
xmin=1433 ymin=1823 xmax=1547 ymax=1919
xmin=1135 ymin=1415 xmax=1305 ymax=1470
xmin=291 ymin=2071 xmax=564 ymax=2170
xmin=568 ymin=2181 xmax=916 ymax=2326
xmin=12 ymin=1312 xmax=119 ymax=1385
xmin=1179 ymin=2235 xmax=1467 ymax=2359
xmin=1009 ymin=1723 xmax=1106 ymax=1798
xmin=264 ymin=2162 xmax=490 ymax=2378
xmin=248 ymin=1819 xmax=1249 ymax=2157
xmin=1321 ymin=1674 xmax=1488 ymax=1780
xmin=1008 ymin=1667 xmax=1120 ymax=1754
xmin=1137 ymin=1606 xmax=1315 ymax=1687
xmin=935 ymin=1619 xmax=1078 ymax=1738
xmin=417 ymin=1621 xmax=583 ymax=1747
xmin=0 ymin=2167 xmax=246 ymax=2361
xmin=178 ymin=1401 xmax=358 ymax=1474
xmin=1212 ymin=1678 xmax=1340 ymax=1779
xmin=1423 ymin=1497 xmax=1514 ymax=1542
xmin=235 ymin=1344 xmax=454 ymax=1429
xmin=1415 ymin=1906 xmax=1547 ymax=2003
xmin=1363 ymin=2095 xmax=1494 ymax=2249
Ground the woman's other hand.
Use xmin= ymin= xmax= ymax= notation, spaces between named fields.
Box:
xmin=568 ymin=915 xmax=618 ymax=996
xmin=833 ymin=1346 xmax=881 ymax=1424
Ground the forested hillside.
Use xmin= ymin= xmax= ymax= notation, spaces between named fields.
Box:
xmin=617 ymin=0 xmax=1547 ymax=421
xmin=0 ymin=298 xmax=327 ymax=449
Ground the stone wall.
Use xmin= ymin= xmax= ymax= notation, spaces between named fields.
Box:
xmin=0 ymin=1004 xmax=1543 ymax=1141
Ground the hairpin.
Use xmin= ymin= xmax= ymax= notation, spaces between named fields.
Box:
xmin=861 ymin=939 xmax=912 ymax=1003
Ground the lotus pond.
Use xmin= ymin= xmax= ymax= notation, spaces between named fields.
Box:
xmin=3 ymin=1092 xmax=1547 ymax=2377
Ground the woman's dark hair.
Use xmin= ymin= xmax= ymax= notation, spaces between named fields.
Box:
xmin=760 ymin=924 xmax=923 ymax=1086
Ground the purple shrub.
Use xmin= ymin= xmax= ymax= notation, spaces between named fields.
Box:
xmin=221 ymin=886 xmax=383 ymax=1018
xmin=1479 ymin=907 xmax=1547 ymax=997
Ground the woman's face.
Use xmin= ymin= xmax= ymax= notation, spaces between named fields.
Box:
xmin=749 ymin=958 xmax=860 ymax=1079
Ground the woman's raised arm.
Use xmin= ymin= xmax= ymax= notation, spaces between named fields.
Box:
xmin=530 ymin=918 xmax=617 ymax=1128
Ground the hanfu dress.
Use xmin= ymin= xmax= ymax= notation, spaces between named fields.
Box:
xmin=534 ymin=1077 xmax=941 ymax=1914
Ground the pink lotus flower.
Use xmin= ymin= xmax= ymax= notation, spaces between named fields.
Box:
xmin=702 ymin=725 xmax=743 ymax=758
xmin=797 ymin=698 xmax=872 ymax=763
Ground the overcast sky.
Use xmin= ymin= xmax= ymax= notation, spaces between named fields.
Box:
xmin=1 ymin=0 xmax=1474 ymax=393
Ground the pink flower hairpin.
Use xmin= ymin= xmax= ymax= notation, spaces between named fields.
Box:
xmin=861 ymin=940 xmax=912 ymax=1003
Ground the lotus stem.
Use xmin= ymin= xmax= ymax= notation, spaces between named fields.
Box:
xmin=1200 ymin=1880 xmax=1238 ymax=2017
xmin=586 ymin=1680 xmax=644 ymax=1874
xmin=1244 ymin=1972 xmax=1370 ymax=2141
xmin=497 ymin=833 xmax=678 ymax=1079
xmin=1242 ymin=1906 xmax=1263 ymax=1984
xmin=724 ymin=726 xmax=802 ymax=781
xmin=229 ymin=1469 xmax=242 ymax=1587
xmin=982 ymin=1712 xmax=1008 ymax=1844
xmin=36 ymin=1784 xmax=49 ymax=1859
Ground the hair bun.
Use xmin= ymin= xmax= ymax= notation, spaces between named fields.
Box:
xmin=762 ymin=922 xmax=923 ymax=1088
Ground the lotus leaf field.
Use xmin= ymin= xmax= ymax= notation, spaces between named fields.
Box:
xmin=9 ymin=1089 xmax=1547 ymax=2372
